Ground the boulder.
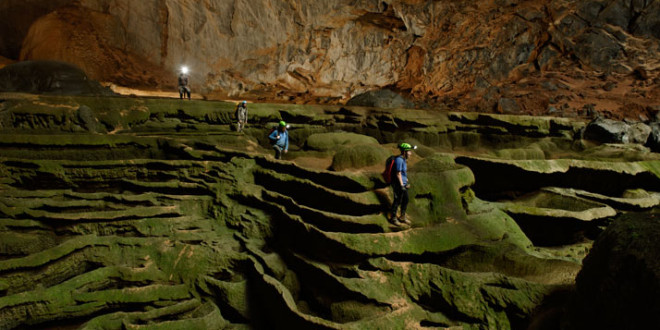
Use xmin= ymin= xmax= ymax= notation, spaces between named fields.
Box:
xmin=564 ymin=212 xmax=660 ymax=329
xmin=627 ymin=122 xmax=652 ymax=144
xmin=0 ymin=60 xmax=114 ymax=95
xmin=582 ymin=117 xmax=650 ymax=144
xmin=76 ymin=105 xmax=107 ymax=133
xmin=346 ymin=89 xmax=414 ymax=109
xmin=583 ymin=118 xmax=628 ymax=143
xmin=646 ymin=122 xmax=660 ymax=152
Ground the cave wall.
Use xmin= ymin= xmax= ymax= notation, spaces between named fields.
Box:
xmin=1 ymin=0 xmax=660 ymax=105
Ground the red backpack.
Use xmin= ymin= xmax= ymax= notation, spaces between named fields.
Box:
xmin=382 ymin=155 xmax=398 ymax=184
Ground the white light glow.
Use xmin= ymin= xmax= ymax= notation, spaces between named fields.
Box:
xmin=181 ymin=66 xmax=189 ymax=74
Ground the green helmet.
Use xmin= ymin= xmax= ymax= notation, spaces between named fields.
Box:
xmin=398 ymin=142 xmax=417 ymax=151
xmin=279 ymin=120 xmax=287 ymax=127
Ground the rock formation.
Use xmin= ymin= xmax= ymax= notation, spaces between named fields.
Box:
xmin=0 ymin=61 xmax=114 ymax=96
xmin=1 ymin=93 xmax=659 ymax=328
xmin=0 ymin=0 xmax=657 ymax=118
xmin=1 ymin=1 xmax=660 ymax=326
xmin=564 ymin=212 xmax=660 ymax=329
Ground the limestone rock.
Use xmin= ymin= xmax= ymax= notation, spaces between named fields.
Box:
xmin=564 ymin=212 xmax=660 ymax=329
xmin=498 ymin=189 xmax=616 ymax=246
xmin=0 ymin=0 xmax=76 ymax=59
xmin=346 ymin=89 xmax=415 ymax=109
xmin=0 ymin=60 xmax=113 ymax=95
xmin=330 ymin=143 xmax=389 ymax=171
xmin=6 ymin=94 xmax=660 ymax=329
xmin=304 ymin=132 xmax=378 ymax=151
xmin=628 ymin=122 xmax=652 ymax=144
xmin=646 ymin=122 xmax=660 ymax=152
xmin=497 ymin=97 xmax=522 ymax=114
xmin=76 ymin=105 xmax=107 ymax=133
xmin=583 ymin=117 xmax=651 ymax=144
xmin=0 ymin=0 xmax=656 ymax=114
xmin=583 ymin=117 xmax=629 ymax=143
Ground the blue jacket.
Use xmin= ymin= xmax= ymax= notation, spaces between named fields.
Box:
xmin=269 ymin=129 xmax=289 ymax=150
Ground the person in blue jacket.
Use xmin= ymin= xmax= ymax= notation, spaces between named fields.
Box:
xmin=269 ymin=121 xmax=289 ymax=159
xmin=389 ymin=142 xmax=416 ymax=225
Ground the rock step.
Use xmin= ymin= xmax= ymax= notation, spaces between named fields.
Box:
xmin=19 ymin=206 xmax=182 ymax=222
xmin=253 ymin=169 xmax=381 ymax=217
xmin=80 ymin=299 xmax=228 ymax=330
xmin=254 ymin=156 xmax=373 ymax=193
xmin=457 ymin=156 xmax=660 ymax=198
xmin=261 ymin=189 xmax=388 ymax=233
xmin=543 ymin=187 xmax=660 ymax=211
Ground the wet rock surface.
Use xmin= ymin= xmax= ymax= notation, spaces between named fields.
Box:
xmin=0 ymin=94 xmax=659 ymax=328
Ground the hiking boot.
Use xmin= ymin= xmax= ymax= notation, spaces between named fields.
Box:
xmin=398 ymin=215 xmax=411 ymax=225
xmin=388 ymin=216 xmax=402 ymax=226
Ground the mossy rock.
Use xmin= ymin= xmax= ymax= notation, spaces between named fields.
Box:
xmin=566 ymin=212 xmax=660 ymax=329
xmin=578 ymin=143 xmax=660 ymax=162
xmin=305 ymin=132 xmax=378 ymax=151
xmin=462 ymin=190 xmax=534 ymax=250
xmin=495 ymin=147 xmax=546 ymax=160
xmin=408 ymin=157 xmax=475 ymax=225
xmin=330 ymin=144 xmax=389 ymax=171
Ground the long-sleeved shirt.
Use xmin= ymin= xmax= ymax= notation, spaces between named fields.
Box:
xmin=269 ymin=129 xmax=289 ymax=151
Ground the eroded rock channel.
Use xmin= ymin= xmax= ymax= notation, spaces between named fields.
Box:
xmin=1 ymin=94 xmax=659 ymax=329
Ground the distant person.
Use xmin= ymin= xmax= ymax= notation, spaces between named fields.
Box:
xmin=269 ymin=121 xmax=289 ymax=159
xmin=389 ymin=143 xmax=416 ymax=226
xmin=178 ymin=71 xmax=191 ymax=100
xmin=235 ymin=101 xmax=248 ymax=132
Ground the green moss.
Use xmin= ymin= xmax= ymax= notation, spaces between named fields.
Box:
xmin=463 ymin=193 xmax=534 ymax=249
xmin=331 ymin=144 xmax=389 ymax=171
xmin=305 ymin=132 xmax=379 ymax=151
xmin=408 ymin=158 xmax=475 ymax=225
xmin=81 ymin=299 xmax=204 ymax=330
xmin=495 ymin=147 xmax=546 ymax=160
xmin=325 ymin=224 xmax=479 ymax=255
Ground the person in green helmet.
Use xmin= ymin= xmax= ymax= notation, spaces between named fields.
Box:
xmin=269 ymin=120 xmax=289 ymax=159
xmin=389 ymin=142 xmax=416 ymax=225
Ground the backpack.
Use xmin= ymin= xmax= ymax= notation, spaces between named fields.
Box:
xmin=382 ymin=155 xmax=398 ymax=184
xmin=268 ymin=126 xmax=278 ymax=141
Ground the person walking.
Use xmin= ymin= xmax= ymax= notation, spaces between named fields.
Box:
xmin=235 ymin=101 xmax=248 ymax=132
xmin=389 ymin=142 xmax=416 ymax=226
xmin=269 ymin=121 xmax=289 ymax=159
xmin=178 ymin=71 xmax=191 ymax=100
